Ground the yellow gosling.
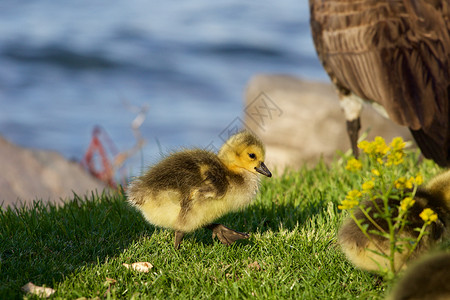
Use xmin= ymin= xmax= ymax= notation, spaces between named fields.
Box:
xmin=339 ymin=170 xmax=450 ymax=273
xmin=127 ymin=130 xmax=271 ymax=249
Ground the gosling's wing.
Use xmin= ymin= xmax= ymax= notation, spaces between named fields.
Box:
xmin=190 ymin=180 xmax=221 ymax=202
xmin=189 ymin=163 xmax=229 ymax=202
xmin=310 ymin=0 xmax=450 ymax=165
xmin=177 ymin=164 xmax=230 ymax=223
xmin=127 ymin=150 xmax=212 ymax=206
xmin=129 ymin=149 xmax=233 ymax=207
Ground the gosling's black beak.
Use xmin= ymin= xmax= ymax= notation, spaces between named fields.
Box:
xmin=255 ymin=162 xmax=272 ymax=177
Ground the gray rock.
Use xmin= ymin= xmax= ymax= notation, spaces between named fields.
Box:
xmin=244 ymin=74 xmax=413 ymax=172
xmin=0 ymin=136 xmax=107 ymax=208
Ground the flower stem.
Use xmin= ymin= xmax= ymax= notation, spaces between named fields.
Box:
xmin=360 ymin=206 xmax=386 ymax=234
xmin=350 ymin=212 xmax=387 ymax=256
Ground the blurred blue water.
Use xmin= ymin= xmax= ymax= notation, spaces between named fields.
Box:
xmin=0 ymin=0 xmax=328 ymax=176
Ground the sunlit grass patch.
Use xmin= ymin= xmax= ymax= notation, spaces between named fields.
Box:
xmin=0 ymin=149 xmax=443 ymax=299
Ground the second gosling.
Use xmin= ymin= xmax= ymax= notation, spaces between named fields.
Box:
xmin=127 ymin=130 xmax=272 ymax=249
xmin=338 ymin=170 xmax=450 ymax=273
xmin=387 ymin=252 xmax=450 ymax=300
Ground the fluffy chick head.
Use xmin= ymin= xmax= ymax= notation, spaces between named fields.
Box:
xmin=217 ymin=130 xmax=271 ymax=177
xmin=424 ymin=169 xmax=450 ymax=206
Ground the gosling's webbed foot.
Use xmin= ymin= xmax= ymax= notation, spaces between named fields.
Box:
xmin=206 ymin=223 xmax=249 ymax=245
xmin=174 ymin=231 xmax=185 ymax=250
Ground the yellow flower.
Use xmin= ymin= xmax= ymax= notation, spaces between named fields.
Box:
xmin=419 ymin=208 xmax=438 ymax=223
xmin=373 ymin=136 xmax=389 ymax=156
xmin=338 ymin=199 xmax=359 ymax=210
xmin=338 ymin=190 xmax=362 ymax=210
xmin=389 ymin=137 xmax=406 ymax=151
xmin=415 ymin=174 xmax=423 ymax=186
xmin=394 ymin=177 xmax=405 ymax=188
xmin=386 ymin=151 xmax=404 ymax=166
xmin=358 ymin=137 xmax=395 ymax=163
xmin=371 ymin=169 xmax=380 ymax=176
xmin=362 ymin=180 xmax=375 ymax=192
xmin=345 ymin=158 xmax=362 ymax=172
xmin=347 ymin=189 xmax=362 ymax=200
xmin=400 ymin=197 xmax=415 ymax=211
xmin=358 ymin=140 xmax=371 ymax=154
xmin=406 ymin=177 xmax=414 ymax=189
xmin=358 ymin=137 xmax=389 ymax=157
xmin=394 ymin=177 xmax=413 ymax=190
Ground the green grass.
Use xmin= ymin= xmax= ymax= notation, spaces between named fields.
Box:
xmin=0 ymin=152 xmax=445 ymax=299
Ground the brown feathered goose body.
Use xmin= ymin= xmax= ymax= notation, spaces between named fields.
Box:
xmin=309 ymin=0 xmax=450 ymax=166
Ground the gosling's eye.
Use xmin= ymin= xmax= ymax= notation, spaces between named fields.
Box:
xmin=248 ymin=153 xmax=256 ymax=159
